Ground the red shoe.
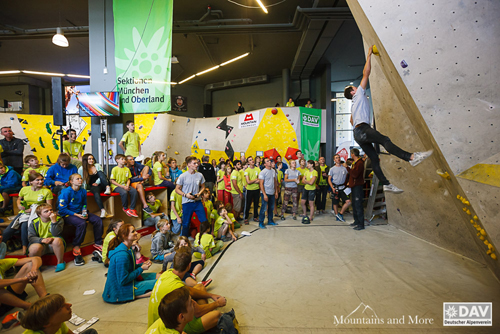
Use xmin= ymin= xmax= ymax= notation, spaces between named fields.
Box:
xmin=136 ymin=255 xmax=149 ymax=265
xmin=2 ymin=311 xmax=23 ymax=329
xmin=202 ymin=279 xmax=212 ymax=287
xmin=93 ymin=244 xmax=103 ymax=252
xmin=128 ymin=209 xmax=139 ymax=218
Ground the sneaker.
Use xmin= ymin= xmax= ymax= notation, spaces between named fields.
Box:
xmin=253 ymin=218 xmax=259 ymax=222
xmin=74 ymin=255 xmax=85 ymax=266
xmin=91 ymin=250 xmax=102 ymax=263
xmin=125 ymin=209 xmax=139 ymax=218
xmin=259 ymin=223 xmax=267 ymax=229
xmin=244 ymin=219 xmax=249 ymax=225
xmin=353 ymin=225 xmax=365 ymax=230
xmin=100 ymin=209 xmax=107 ymax=218
xmin=349 ymin=223 xmax=357 ymax=227
xmin=104 ymin=186 xmax=111 ymax=195
xmin=93 ymin=243 xmax=103 ymax=252
xmin=410 ymin=150 xmax=433 ymax=167
xmin=336 ymin=213 xmax=346 ymax=222
xmin=2 ymin=311 xmax=24 ymax=329
xmin=301 ymin=217 xmax=310 ymax=225
xmin=268 ymin=222 xmax=278 ymax=226
xmin=383 ymin=184 xmax=404 ymax=194
xmin=143 ymin=206 xmax=154 ymax=214
xmin=55 ymin=262 xmax=66 ymax=272
xmin=202 ymin=279 xmax=213 ymax=287
xmin=292 ymin=215 xmax=297 ymax=220
xmin=280 ymin=215 xmax=285 ymax=221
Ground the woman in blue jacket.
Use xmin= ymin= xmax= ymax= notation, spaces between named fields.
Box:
xmin=103 ymin=224 xmax=157 ymax=303
xmin=0 ymin=162 xmax=22 ymax=214
xmin=59 ymin=173 xmax=103 ymax=266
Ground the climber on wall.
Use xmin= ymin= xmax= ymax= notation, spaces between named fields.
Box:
xmin=344 ymin=46 xmax=433 ymax=194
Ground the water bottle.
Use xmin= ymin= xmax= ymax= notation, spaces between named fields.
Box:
xmin=82 ymin=205 xmax=88 ymax=218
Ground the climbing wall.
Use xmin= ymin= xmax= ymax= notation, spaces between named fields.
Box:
xmin=134 ymin=107 xmax=306 ymax=163
xmin=347 ymin=0 xmax=500 ymax=277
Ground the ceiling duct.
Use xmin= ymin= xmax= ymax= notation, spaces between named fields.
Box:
xmin=205 ymin=75 xmax=269 ymax=91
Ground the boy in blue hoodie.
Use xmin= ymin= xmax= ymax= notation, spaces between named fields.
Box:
xmin=0 ymin=162 xmax=22 ymax=214
xmin=44 ymin=154 xmax=77 ymax=196
xmin=59 ymin=173 xmax=103 ymax=266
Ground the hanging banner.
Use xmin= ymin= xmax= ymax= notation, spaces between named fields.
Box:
xmin=113 ymin=0 xmax=173 ymax=113
xmin=300 ymin=107 xmax=322 ymax=160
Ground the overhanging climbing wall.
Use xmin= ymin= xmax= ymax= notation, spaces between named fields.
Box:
xmin=347 ymin=0 xmax=500 ymax=277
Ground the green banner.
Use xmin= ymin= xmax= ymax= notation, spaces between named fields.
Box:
xmin=300 ymin=107 xmax=322 ymax=160
xmin=113 ymin=0 xmax=172 ymax=113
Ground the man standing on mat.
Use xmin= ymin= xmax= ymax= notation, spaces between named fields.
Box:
xmin=349 ymin=149 xmax=365 ymax=231
xmin=344 ymin=46 xmax=433 ymax=194
xmin=175 ymin=156 xmax=207 ymax=237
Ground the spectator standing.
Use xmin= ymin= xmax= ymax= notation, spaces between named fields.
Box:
xmin=258 ymin=158 xmax=278 ymax=229
xmin=0 ymin=126 xmax=25 ymax=175
xmin=349 ymin=148 xmax=365 ymax=231
xmin=315 ymin=157 xmax=330 ymax=214
xmin=234 ymin=102 xmax=245 ymax=114
xmin=286 ymin=97 xmax=295 ymax=107
xmin=198 ymin=156 xmax=216 ymax=196
xmin=119 ymin=121 xmax=141 ymax=158
xmin=305 ymin=100 xmax=313 ymax=108
xmin=328 ymin=154 xmax=351 ymax=223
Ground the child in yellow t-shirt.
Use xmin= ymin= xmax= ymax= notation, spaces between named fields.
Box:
xmin=21 ymin=155 xmax=49 ymax=187
xmin=194 ymin=221 xmax=223 ymax=259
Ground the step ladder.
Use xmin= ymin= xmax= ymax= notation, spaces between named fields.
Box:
xmin=364 ymin=173 xmax=387 ymax=223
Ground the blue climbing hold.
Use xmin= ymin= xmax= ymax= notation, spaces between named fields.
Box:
xmin=204 ymin=139 xmax=207 ymax=141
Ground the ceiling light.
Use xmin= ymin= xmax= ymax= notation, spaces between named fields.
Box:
xmin=256 ymin=0 xmax=268 ymax=14
xmin=0 ymin=70 xmax=21 ymax=75
xmin=179 ymin=75 xmax=196 ymax=84
xmin=52 ymin=27 xmax=69 ymax=47
xmin=151 ymin=80 xmax=177 ymax=85
xmin=220 ymin=53 xmax=250 ymax=66
xmin=22 ymin=70 xmax=65 ymax=76
xmin=67 ymin=74 xmax=91 ymax=79
xmin=331 ymin=98 xmax=338 ymax=101
xmin=196 ymin=65 xmax=220 ymax=76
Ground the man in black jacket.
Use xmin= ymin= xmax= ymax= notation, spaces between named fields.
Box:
xmin=0 ymin=127 xmax=25 ymax=175
xmin=198 ymin=155 xmax=216 ymax=196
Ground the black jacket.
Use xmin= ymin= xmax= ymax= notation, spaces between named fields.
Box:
xmin=198 ymin=163 xmax=216 ymax=183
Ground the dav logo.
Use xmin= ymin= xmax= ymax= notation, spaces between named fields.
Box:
xmin=302 ymin=113 xmax=320 ymax=127
xmin=443 ymin=302 xmax=492 ymax=326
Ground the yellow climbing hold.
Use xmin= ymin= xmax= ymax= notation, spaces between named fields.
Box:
xmin=479 ymin=236 xmax=485 ymax=241
xmin=480 ymin=229 xmax=486 ymax=236
xmin=372 ymin=45 xmax=379 ymax=55
xmin=437 ymin=169 xmax=451 ymax=180
xmin=457 ymin=194 xmax=461 ymax=199
xmin=488 ymin=244 xmax=494 ymax=250
xmin=470 ymin=219 xmax=474 ymax=224
xmin=463 ymin=207 xmax=467 ymax=211
xmin=491 ymin=253 xmax=497 ymax=260
xmin=172 ymin=119 xmax=175 ymax=122
xmin=473 ymin=215 xmax=478 ymax=220
xmin=167 ymin=146 xmax=171 ymax=149
xmin=175 ymin=151 xmax=179 ymax=155
xmin=466 ymin=209 xmax=471 ymax=215
xmin=484 ymin=240 xmax=489 ymax=245
xmin=487 ymin=250 xmax=492 ymax=255
xmin=464 ymin=201 xmax=470 ymax=206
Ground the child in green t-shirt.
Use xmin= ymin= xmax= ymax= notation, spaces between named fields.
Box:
xmin=110 ymin=154 xmax=138 ymax=218
xmin=194 ymin=221 xmax=223 ymax=259
xmin=27 ymin=203 xmax=65 ymax=272
xmin=21 ymin=155 xmax=49 ymax=187
xmin=143 ymin=192 xmax=167 ymax=228
xmin=169 ymin=190 xmax=183 ymax=234
xmin=214 ymin=207 xmax=237 ymax=242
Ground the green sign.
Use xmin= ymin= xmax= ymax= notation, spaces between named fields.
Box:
xmin=300 ymin=107 xmax=322 ymax=160
xmin=113 ymin=0 xmax=173 ymax=113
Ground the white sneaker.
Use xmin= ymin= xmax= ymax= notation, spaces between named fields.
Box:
xmin=383 ymin=184 xmax=404 ymax=194
xmin=104 ymin=186 xmax=111 ymax=195
xmin=410 ymin=150 xmax=433 ymax=167
xmin=100 ymin=209 xmax=107 ymax=218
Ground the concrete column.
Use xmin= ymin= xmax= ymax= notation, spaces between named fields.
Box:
xmin=323 ymin=63 xmax=334 ymax=166
xmin=282 ymin=68 xmax=290 ymax=106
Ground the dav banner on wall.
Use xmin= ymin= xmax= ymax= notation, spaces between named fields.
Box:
xmin=300 ymin=107 xmax=321 ymax=160
xmin=239 ymin=111 xmax=260 ymax=129
xmin=113 ymin=0 xmax=173 ymax=113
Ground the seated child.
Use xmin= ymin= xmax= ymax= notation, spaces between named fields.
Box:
xmin=0 ymin=162 xmax=22 ymax=214
xmin=21 ymin=155 xmax=48 ymax=187
xmin=110 ymin=154 xmax=139 ymax=218
xmin=161 ymin=236 xmax=211 ymax=287
xmin=20 ymin=294 xmax=98 ymax=334
xmin=102 ymin=219 xmax=148 ymax=266
xmin=214 ymin=207 xmax=237 ymax=242
xmin=201 ymin=189 xmax=213 ymax=224
xmin=169 ymin=188 xmax=183 ymax=234
xmin=210 ymin=201 xmax=224 ymax=230
xmin=27 ymin=204 xmax=66 ymax=272
xmin=194 ymin=221 xmax=223 ymax=259
xmin=150 ymin=219 xmax=174 ymax=262
xmin=143 ymin=192 xmax=167 ymax=228
xmin=225 ymin=203 xmax=240 ymax=229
